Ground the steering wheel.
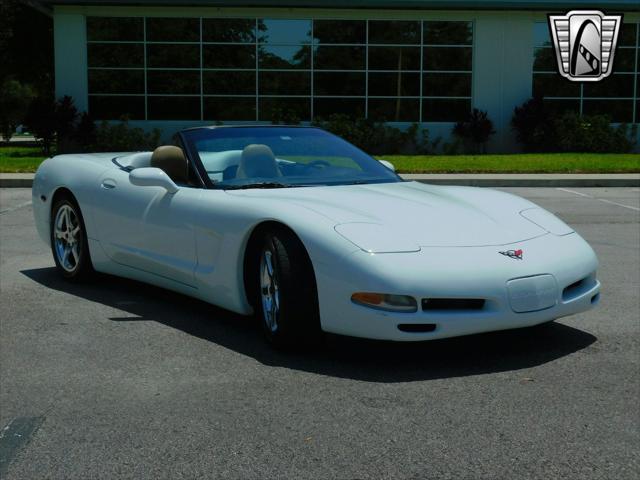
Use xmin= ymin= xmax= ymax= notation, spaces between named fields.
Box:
xmin=306 ymin=160 xmax=332 ymax=169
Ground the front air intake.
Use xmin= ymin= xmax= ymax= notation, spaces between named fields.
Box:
xmin=421 ymin=298 xmax=486 ymax=311
xmin=398 ymin=323 xmax=437 ymax=333
xmin=562 ymin=274 xmax=595 ymax=301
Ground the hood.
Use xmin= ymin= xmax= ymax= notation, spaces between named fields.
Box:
xmin=228 ymin=181 xmax=555 ymax=251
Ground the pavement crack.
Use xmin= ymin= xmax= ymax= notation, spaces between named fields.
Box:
xmin=0 ymin=201 xmax=32 ymax=215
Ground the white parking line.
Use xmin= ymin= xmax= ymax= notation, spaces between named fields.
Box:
xmin=597 ymin=198 xmax=640 ymax=212
xmin=556 ymin=188 xmax=640 ymax=212
xmin=556 ymin=188 xmax=591 ymax=198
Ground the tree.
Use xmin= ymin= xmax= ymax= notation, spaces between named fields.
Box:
xmin=0 ymin=0 xmax=53 ymax=98
xmin=510 ymin=96 xmax=553 ymax=152
xmin=74 ymin=112 xmax=97 ymax=150
xmin=24 ymin=95 xmax=79 ymax=155
xmin=0 ymin=79 xmax=34 ymax=142
xmin=54 ymin=95 xmax=79 ymax=152
xmin=453 ymin=109 xmax=496 ymax=153
xmin=24 ymin=95 xmax=57 ymax=155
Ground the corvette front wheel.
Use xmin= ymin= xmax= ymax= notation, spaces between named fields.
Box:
xmin=256 ymin=228 xmax=322 ymax=349
xmin=50 ymin=197 xmax=93 ymax=281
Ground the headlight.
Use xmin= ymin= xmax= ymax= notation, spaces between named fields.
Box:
xmin=334 ymin=223 xmax=420 ymax=253
xmin=351 ymin=292 xmax=417 ymax=312
xmin=520 ymin=208 xmax=574 ymax=236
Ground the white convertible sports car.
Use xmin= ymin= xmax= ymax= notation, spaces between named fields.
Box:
xmin=32 ymin=126 xmax=600 ymax=347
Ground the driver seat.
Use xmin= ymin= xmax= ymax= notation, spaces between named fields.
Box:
xmin=150 ymin=146 xmax=189 ymax=184
xmin=236 ymin=144 xmax=282 ymax=179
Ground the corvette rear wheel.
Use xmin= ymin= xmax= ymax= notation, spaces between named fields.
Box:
xmin=50 ymin=197 xmax=93 ymax=280
xmin=256 ymin=228 xmax=321 ymax=349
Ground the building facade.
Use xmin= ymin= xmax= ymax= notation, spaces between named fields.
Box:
xmin=44 ymin=1 xmax=639 ymax=151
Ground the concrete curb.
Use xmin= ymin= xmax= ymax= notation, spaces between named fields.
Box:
xmin=0 ymin=174 xmax=35 ymax=188
xmin=401 ymin=173 xmax=640 ymax=187
xmin=1 ymin=173 xmax=639 ymax=188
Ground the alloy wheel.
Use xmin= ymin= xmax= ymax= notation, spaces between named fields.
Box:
xmin=260 ymin=249 xmax=280 ymax=332
xmin=54 ymin=204 xmax=82 ymax=272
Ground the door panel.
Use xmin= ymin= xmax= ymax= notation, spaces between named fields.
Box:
xmin=93 ymin=169 xmax=201 ymax=287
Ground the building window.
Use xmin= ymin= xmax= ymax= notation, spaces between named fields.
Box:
xmin=532 ymin=21 xmax=639 ymax=123
xmin=422 ymin=21 xmax=473 ymax=121
xmin=312 ymin=19 xmax=366 ymax=121
xmin=86 ymin=16 xmax=145 ymax=120
xmin=256 ymin=19 xmax=312 ymax=121
xmin=87 ymin=17 xmax=473 ymax=122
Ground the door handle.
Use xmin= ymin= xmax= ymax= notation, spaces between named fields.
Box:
xmin=101 ymin=179 xmax=116 ymax=189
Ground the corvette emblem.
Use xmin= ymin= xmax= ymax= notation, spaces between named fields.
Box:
xmin=548 ymin=10 xmax=622 ymax=82
xmin=500 ymin=249 xmax=523 ymax=260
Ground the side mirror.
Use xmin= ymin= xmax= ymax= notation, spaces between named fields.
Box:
xmin=379 ymin=160 xmax=396 ymax=172
xmin=129 ymin=167 xmax=178 ymax=194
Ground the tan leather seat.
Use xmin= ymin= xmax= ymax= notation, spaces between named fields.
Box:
xmin=236 ymin=144 xmax=282 ymax=179
xmin=150 ymin=146 xmax=188 ymax=183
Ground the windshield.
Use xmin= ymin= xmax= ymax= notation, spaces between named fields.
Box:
xmin=181 ymin=126 xmax=401 ymax=189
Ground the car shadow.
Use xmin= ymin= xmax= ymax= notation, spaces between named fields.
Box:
xmin=22 ymin=267 xmax=597 ymax=383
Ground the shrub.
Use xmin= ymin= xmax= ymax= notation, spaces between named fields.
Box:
xmin=452 ymin=108 xmax=496 ymax=153
xmin=54 ymin=95 xmax=79 ymax=151
xmin=0 ymin=79 xmax=35 ymax=142
xmin=552 ymin=112 xmax=636 ymax=153
xmin=269 ymin=107 xmax=301 ymax=125
xmin=312 ymin=114 xmax=433 ymax=155
xmin=93 ymin=118 xmax=161 ymax=152
xmin=24 ymin=94 xmax=78 ymax=155
xmin=442 ymin=138 xmax=463 ymax=155
xmin=511 ymin=97 xmax=636 ymax=153
xmin=511 ymin=97 xmax=554 ymax=152
xmin=74 ymin=112 xmax=97 ymax=150
xmin=24 ymin=95 xmax=57 ymax=155
xmin=25 ymin=96 xmax=162 ymax=154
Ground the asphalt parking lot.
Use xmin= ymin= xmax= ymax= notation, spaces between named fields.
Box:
xmin=1 ymin=186 xmax=638 ymax=479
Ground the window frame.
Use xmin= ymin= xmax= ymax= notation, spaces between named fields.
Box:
xmin=86 ymin=16 xmax=475 ymax=123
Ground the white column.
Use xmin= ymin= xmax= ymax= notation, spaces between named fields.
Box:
xmin=54 ymin=12 xmax=88 ymax=112
xmin=473 ymin=12 xmax=534 ymax=152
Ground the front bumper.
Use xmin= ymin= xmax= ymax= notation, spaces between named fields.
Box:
xmin=315 ymin=232 xmax=599 ymax=341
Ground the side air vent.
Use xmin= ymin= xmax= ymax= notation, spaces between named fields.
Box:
xmin=422 ymin=298 xmax=486 ymax=311
xmin=398 ymin=323 xmax=437 ymax=333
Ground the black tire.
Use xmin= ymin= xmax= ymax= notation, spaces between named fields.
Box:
xmin=254 ymin=228 xmax=322 ymax=349
xmin=50 ymin=196 xmax=94 ymax=281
